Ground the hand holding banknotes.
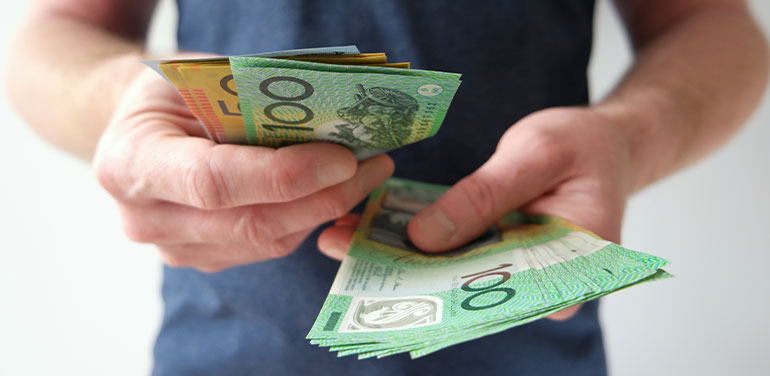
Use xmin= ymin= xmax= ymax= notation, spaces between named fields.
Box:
xmin=319 ymin=106 xmax=632 ymax=320
xmin=93 ymin=69 xmax=394 ymax=272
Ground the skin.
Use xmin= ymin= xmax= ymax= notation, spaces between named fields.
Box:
xmin=320 ymin=0 xmax=770 ymax=320
xmin=6 ymin=0 xmax=769 ymax=323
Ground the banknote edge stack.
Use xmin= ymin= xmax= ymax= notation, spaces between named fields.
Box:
xmin=306 ymin=177 xmax=672 ymax=359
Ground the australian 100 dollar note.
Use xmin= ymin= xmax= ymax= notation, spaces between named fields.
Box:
xmin=229 ymin=56 xmax=460 ymax=159
xmin=146 ymin=46 xmax=460 ymax=158
xmin=146 ymin=46 xmax=364 ymax=143
xmin=307 ymin=178 xmax=671 ymax=359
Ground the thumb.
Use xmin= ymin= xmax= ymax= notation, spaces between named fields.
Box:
xmin=407 ymin=144 xmax=566 ymax=252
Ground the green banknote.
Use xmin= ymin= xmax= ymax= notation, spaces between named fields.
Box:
xmin=307 ymin=178 xmax=671 ymax=359
xmin=148 ymin=46 xmax=462 ymax=159
xmin=229 ymin=56 xmax=461 ymax=159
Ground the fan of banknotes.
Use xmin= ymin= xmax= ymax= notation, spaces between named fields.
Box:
xmin=149 ymin=46 xmax=670 ymax=360
xmin=306 ymin=178 xmax=671 ymax=359
xmin=147 ymin=46 xmax=461 ymax=159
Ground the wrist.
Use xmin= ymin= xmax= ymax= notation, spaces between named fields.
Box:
xmin=88 ymin=52 xmax=148 ymax=127
xmin=591 ymin=99 xmax=670 ymax=194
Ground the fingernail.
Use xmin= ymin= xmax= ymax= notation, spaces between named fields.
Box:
xmin=419 ymin=206 xmax=457 ymax=243
xmin=316 ymin=159 xmax=354 ymax=188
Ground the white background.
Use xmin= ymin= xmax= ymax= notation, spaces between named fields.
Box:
xmin=0 ymin=1 xmax=768 ymax=375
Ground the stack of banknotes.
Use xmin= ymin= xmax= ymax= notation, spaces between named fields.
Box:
xmin=306 ymin=178 xmax=671 ymax=359
xmin=148 ymin=46 xmax=461 ymax=159
xmin=149 ymin=46 xmax=670 ymax=359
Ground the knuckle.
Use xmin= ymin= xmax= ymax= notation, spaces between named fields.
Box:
xmin=122 ymin=216 xmax=165 ymax=243
xmin=261 ymin=230 xmax=309 ymax=259
xmin=262 ymin=239 xmax=295 ymax=259
xmin=457 ymin=177 xmax=498 ymax=220
xmin=319 ymin=190 xmax=350 ymax=220
xmin=94 ymin=133 xmax=148 ymax=200
xmin=183 ymin=157 xmax=232 ymax=209
xmin=267 ymin=164 xmax=302 ymax=202
xmin=523 ymin=128 xmax=571 ymax=171
xmin=93 ymin=157 xmax=125 ymax=197
xmin=234 ymin=210 xmax=275 ymax=244
xmin=157 ymin=248 xmax=192 ymax=268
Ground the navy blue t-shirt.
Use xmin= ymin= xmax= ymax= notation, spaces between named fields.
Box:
xmin=154 ymin=1 xmax=605 ymax=375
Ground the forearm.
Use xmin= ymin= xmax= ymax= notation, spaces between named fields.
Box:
xmin=5 ymin=6 xmax=151 ymax=160
xmin=597 ymin=2 xmax=768 ymax=192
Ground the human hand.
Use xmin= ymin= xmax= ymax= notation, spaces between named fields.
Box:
xmin=318 ymin=106 xmax=632 ymax=320
xmin=94 ymin=68 xmax=394 ymax=273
